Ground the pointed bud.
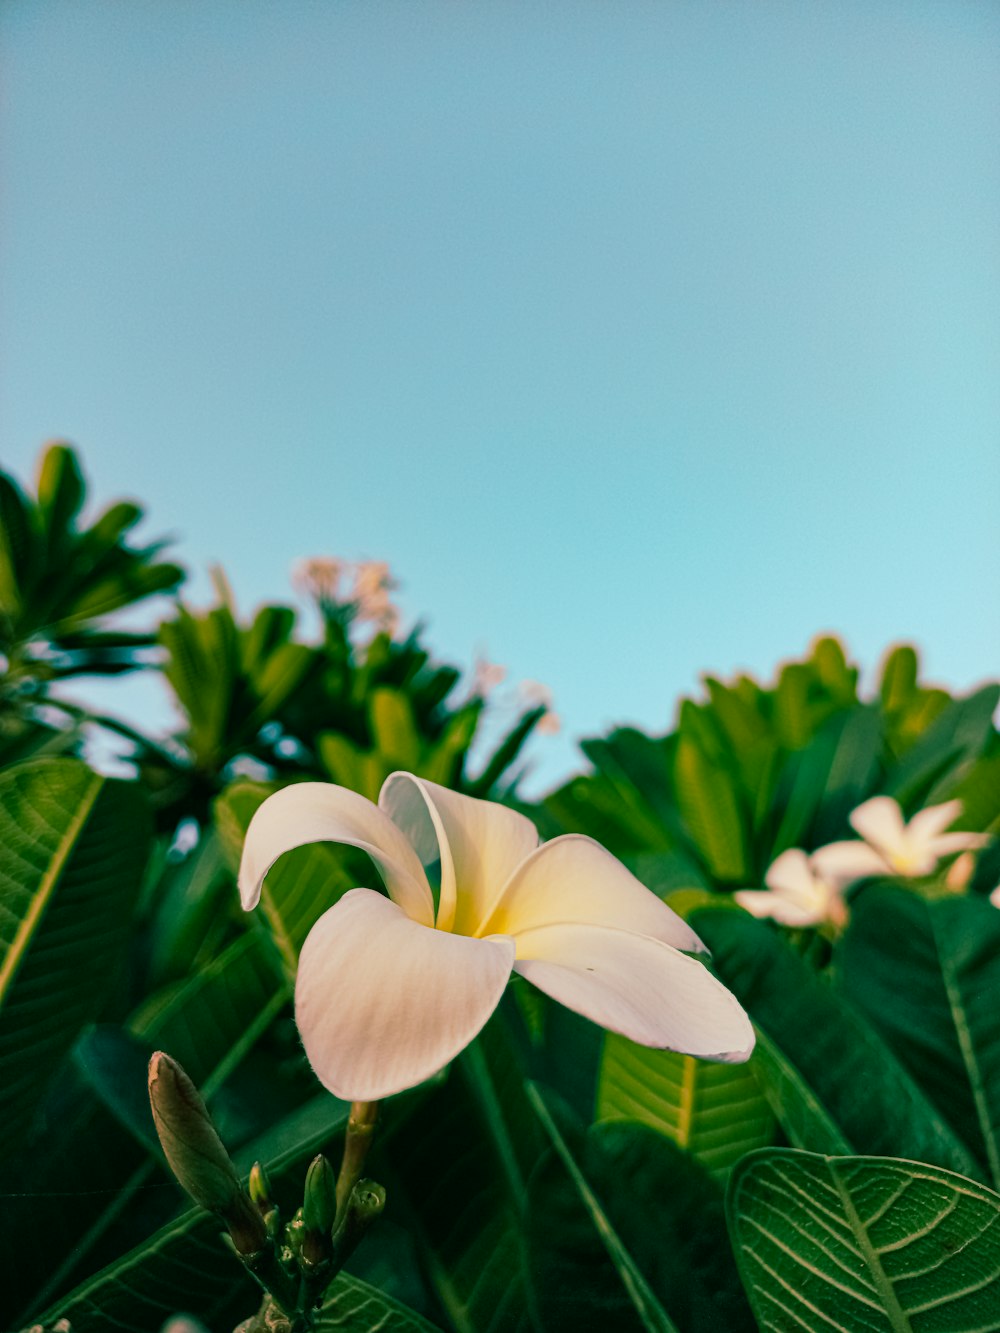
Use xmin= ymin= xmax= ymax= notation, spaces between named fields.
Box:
xmin=302 ymin=1155 xmax=337 ymax=1235
xmin=249 ymin=1161 xmax=272 ymax=1213
xmin=300 ymin=1154 xmax=337 ymax=1267
xmin=148 ymin=1052 xmax=266 ymax=1255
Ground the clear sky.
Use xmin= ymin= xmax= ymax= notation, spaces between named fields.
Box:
xmin=2 ymin=1 xmax=998 ymax=792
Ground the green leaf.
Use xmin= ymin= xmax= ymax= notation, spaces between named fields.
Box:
xmin=886 ymin=684 xmax=1000 ymax=808
xmin=673 ymin=732 xmax=749 ymax=881
xmin=385 ymin=1016 xmax=543 ymax=1333
xmin=727 ymin=1148 xmax=1000 ymax=1331
xmin=0 ymin=759 xmax=151 ymax=1153
xmin=370 ymin=686 xmax=422 ymax=769
xmin=879 ymin=643 xmax=919 ymax=711
xmin=526 ymin=1086 xmax=680 ymax=1333
xmin=839 ymin=886 xmax=1000 ymax=1190
xmin=528 ymin=1108 xmax=757 ymax=1332
xmin=596 ymin=1034 xmax=774 ymax=1180
xmin=36 ymin=442 xmax=86 ymax=539
xmin=690 ymin=908 xmax=981 ymax=1179
xmin=749 ymin=1030 xmax=852 ymax=1156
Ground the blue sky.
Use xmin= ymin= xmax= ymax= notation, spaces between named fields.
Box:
xmin=2 ymin=1 xmax=998 ymax=792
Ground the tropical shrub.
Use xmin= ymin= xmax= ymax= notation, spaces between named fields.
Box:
xmin=2 ymin=443 xmax=999 ymax=1333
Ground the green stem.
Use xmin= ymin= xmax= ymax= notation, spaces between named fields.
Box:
xmin=335 ymin=1100 xmax=379 ymax=1221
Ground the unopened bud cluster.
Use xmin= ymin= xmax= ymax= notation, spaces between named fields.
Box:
xmin=148 ymin=1053 xmax=385 ymax=1319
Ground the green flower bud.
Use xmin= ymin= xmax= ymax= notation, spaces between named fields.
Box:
xmin=148 ymin=1051 xmax=266 ymax=1255
xmin=302 ymin=1154 xmax=337 ymax=1235
xmin=249 ymin=1161 xmax=273 ymax=1213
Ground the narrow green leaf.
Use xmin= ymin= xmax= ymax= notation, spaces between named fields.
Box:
xmin=728 ymin=1148 xmax=1000 ymax=1331
xmin=526 ymin=1085 xmax=681 ymax=1333
xmin=673 ymin=734 xmax=748 ymax=881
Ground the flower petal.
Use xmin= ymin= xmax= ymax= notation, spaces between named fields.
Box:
xmin=733 ymin=888 xmax=827 ymax=928
xmin=906 ymin=799 xmax=964 ymax=846
xmin=477 ymin=834 xmax=706 ymax=954
xmin=512 ymin=923 xmax=753 ymax=1060
xmin=380 ymin=772 xmax=539 ymax=934
xmin=765 ymin=848 xmax=819 ymax=898
xmin=928 ymin=830 xmax=989 ymax=856
xmin=811 ymin=840 xmax=890 ymax=885
xmin=238 ymin=782 xmax=433 ymax=926
xmin=849 ymin=796 xmax=906 ymax=860
xmin=295 ymin=888 xmax=515 ymax=1100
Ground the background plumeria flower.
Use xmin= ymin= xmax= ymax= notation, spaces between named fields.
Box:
xmin=989 ymin=885 xmax=1000 ymax=910
xmin=238 ymin=774 xmax=754 ymax=1101
xmin=812 ymin=796 xmax=987 ymax=884
xmin=472 ymin=657 xmax=508 ymax=696
xmin=291 ymin=556 xmax=346 ymax=604
xmin=734 ymin=849 xmax=847 ymax=929
xmin=519 ymin=678 xmax=561 ymax=734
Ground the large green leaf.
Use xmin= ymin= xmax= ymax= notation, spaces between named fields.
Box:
xmin=596 ymin=1033 xmax=773 ymax=1180
xmin=690 ymin=909 xmax=980 ymax=1179
xmin=0 ymin=759 xmax=150 ymax=1152
xmin=728 ymin=1148 xmax=1000 ymax=1331
xmin=839 ymin=886 xmax=1000 ymax=1190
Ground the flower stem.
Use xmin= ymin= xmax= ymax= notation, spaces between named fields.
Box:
xmin=335 ymin=1101 xmax=379 ymax=1221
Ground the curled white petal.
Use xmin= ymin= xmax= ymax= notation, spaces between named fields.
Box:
xmin=477 ymin=833 xmax=707 ymax=954
xmin=380 ymin=772 xmax=538 ymax=934
xmin=512 ymin=923 xmax=753 ymax=1061
xmin=295 ymin=888 xmax=515 ymax=1100
xmin=237 ymin=782 xmax=433 ymax=926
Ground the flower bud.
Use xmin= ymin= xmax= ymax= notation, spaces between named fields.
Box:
xmin=249 ymin=1160 xmax=272 ymax=1213
xmin=301 ymin=1154 xmax=337 ymax=1267
xmin=148 ymin=1052 xmax=266 ymax=1255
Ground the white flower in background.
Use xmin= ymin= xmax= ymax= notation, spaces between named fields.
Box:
xmin=734 ymin=849 xmax=847 ymax=929
xmin=536 ymin=710 xmax=562 ymax=735
xmin=238 ymin=774 xmax=754 ymax=1100
xmin=291 ymin=556 xmax=345 ymax=603
xmin=812 ymin=796 xmax=987 ymax=884
xmin=473 ymin=657 xmax=508 ymax=696
xmin=990 ymin=885 xmax=1000 ymax=910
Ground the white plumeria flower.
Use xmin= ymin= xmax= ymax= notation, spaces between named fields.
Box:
xmin=989 ymin=885 xmax=1000 ymax=910
xmin=812 ymin=796 xmax=987 ymax=884
xmin=734 ymin=849 xmax=847 ymax=929
xmin=238 ymin=774 xmax=754 ymax=1101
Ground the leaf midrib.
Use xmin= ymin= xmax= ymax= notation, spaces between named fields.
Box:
xmin=0 ymin=771 xmax=103 ymax=1005
xmin=830 ymin=1163 xmax=911 ymax=1333
xmin=931 ymin=912 xmax=1000 ymax=1190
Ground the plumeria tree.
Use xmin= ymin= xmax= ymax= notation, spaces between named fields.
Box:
xmin=3 ymin=445 xmax=1000 ymax=1332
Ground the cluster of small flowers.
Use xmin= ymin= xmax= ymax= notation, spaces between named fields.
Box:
xmin=734 ymin=796 xmax=990 ymax=930
xmin=472 ymin=658 xmax=561 ymax=734
xmin=291 ymin=557 xmax=399 ymax=635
